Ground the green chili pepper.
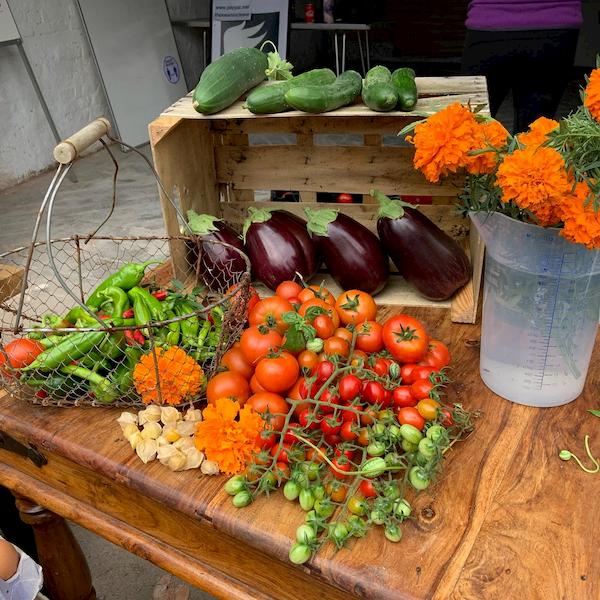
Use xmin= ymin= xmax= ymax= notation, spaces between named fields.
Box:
xmin=109 ymin=347 xmax=142 ymax=397
xmin=165 ymin=310 xmax=180 ymax=346
xmin=38 ymin=335 xmax=64 ymax=349
xmin=127 ymin=287 xmax=165 ymax=321
xmin=21 ymin=331 xmax=108 ymax=372
xmin=176 ymin=302 xmax=200 ymax=344
xmin=85 ymin=260 xmax=159 ymax=310
xmin=99 ymin=286 xmax=130 ymax=317
xmin=132 ymin=295 xmax=152 ymax=335
xmin=64 ymin=306 xmax=99 ymax=325
xmin=59 ymin=364 xmax=119 ymax=404
xmin=24 ymin=374 xmax=70 ymax=398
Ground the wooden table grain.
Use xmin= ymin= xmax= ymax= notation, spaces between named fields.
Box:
xmin=0 ymin=306 xmax=598 ymax=600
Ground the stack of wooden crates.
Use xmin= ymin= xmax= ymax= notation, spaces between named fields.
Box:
xmin=149 ymin=76 xmax=489 ymax=323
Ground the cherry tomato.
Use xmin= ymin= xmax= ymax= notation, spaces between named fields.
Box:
xmin=313 ymin=315 xmax=335 ymax=339
xmin=330 ymin=456 xmax=353 ymax=480
xmin=255 ymin=352 xmax=300 ymax=393
xmin=340 ymin=420 xmax=357 ymax=441
xmin=333 ymin=327 xmax=353 ymax=344
xmin=297 ymin=350 xmax=319 ymax=373
xmin=325 ymin=433 xmax=342 ymax=446
xmin=440 ymin=407 xmax=454 ymax=427
xmin=410 ymin=379 xmax=435 ymax=401
xmin=355 ymin=320 xmax=384 ymax=353
xmin=323 ymin=336 xmax=350 ymax=358
xmin=284 ymin=422 xmax=301 ymax=444
xmin=397 ymin=407 xmax=426 ymax=431
xmin=400 ymin=363 xmax=420 ymax=385
xmin=347 ymin=495 xmax=369 ymax=516
xmin=335 ymin=290 xmax=377 ymax=325
xmin=275 ymin=280 xmax=303 ymax=301
xmin=360 ymin=407 xmax=379 ymax=426
xmin=411 ymin=365 xmax=438 ymax=382
xmin=336 ymin=193 xmax=354 ymax=203
xmin=359 ymin=479 xmax=377 ymax=498
xmin=382 ymin=315 xmax=429 ymax=363
xmin=298 ymin=407 xmax=321 ymax=430
xmin=338 ymin=374 xmax=362 ymax=402
xmin=392 ymin=385 xmax=417 ymax=408
xmin=341 ymin=404 xmax=359 ymax=423
xmin=321 ymin=415 xmax=342 ymax=436
xmin=298 ymin=284 xmax=335 ymax=305
xmin=298 ymin=298 xmax=340 ymax=328
xmin=362 ymin=381 xmax=388 ymax=406
xmin=372 ymin=357 xmax=392 ymax=377
xmin=420 ymin=339 xmax=451 ymax=369
xmin=349 ymin=349 xmax=368 ymax=367
xmin=325 ymin=480 xmax=348 ymax=502
xmin=319 ymin=388 xmax=340 ymax=414
xmin=357 ymin=427 xmax=370 ymax=446
xmin=256 ymin=429 xmax=277 ymax=450
xmin=315 ymin=360 xmax=335 ymax=384
xmin=271 ymin=443 xmax=291 ymax=463
xmin=416 ymin=398 xmax=441 ymax=421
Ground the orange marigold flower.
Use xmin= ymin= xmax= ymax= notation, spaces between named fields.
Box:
xmin=133 ymin=346 xmax=204 ymax=405
xmin=195 ymin=398 xmax=264 ymax=475
xmin=466 ymin=119 xmax=510 ymax=175
xmin=559 ymin=182 xmax=600 ymax=249
xmin=407 ymin=103 xmax=481 ymax=183
xmin=584 ymin=68 xmax=600 ymax=122
xmin=516 ymin=116 xmax=559 ymax=148
xmin=496 ymin=146 xmax=570 ymax=226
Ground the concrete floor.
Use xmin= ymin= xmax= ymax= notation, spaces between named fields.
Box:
xmin=0 ymin=146 xmax=214 ymax=600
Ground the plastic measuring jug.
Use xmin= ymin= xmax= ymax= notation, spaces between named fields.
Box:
xmin=470 ymin=211 xmax=600 ymax=407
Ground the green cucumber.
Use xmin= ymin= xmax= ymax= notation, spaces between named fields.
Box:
xmin=362 ymin=66 xmax=397 ymax=112
xmin=245 ymin=68 xmax=336 ymax=114
xmin=391 ymin=68 xmax=418 ymax=111
xmin=193 ymin=47 xmax=268 ymax=115
xmin=284 ymin=70 xmax=362 ymax=114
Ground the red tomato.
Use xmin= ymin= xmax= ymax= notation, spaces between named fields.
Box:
xmin=349 ymin=349 xmax=369 ymax=367
xmin=355 ymin=320 xmax=384 ymax=353
xmin=324 ymin=433 xmax=342 ymax=446
xmin=275 ymin=280 xmax=303 ymax=301
xmin=334 ymin=446 xmax=356 ymax=460
xmin=340 ymin=420 xmax=357 ymax=441
xmin=239 ymin=326 xmax=283 ymax=365
xmin=400 ymin=363 xmax=420 ymax=385
xmin=271 ymin=443 xmax=291 ymax=463
xmin=284 ymin=423 xmax=301 ymax=444
xmin=336 ymin=193 xmax=354 ymax=203
xmin=372 ymin=357 xmax=391 ymax=378
xmin=333 ymin=327 xmax=353 ymax=343
xmin=335 ymin=290 xmax=377 ymax=325
xmin=330 ymin=456 xmax=353 ymax=479
xmin=298 ymin=298 xmax=340 ymax=328
xmin=440 ymin=407 xmax=454 ymax=427
xmin=410 ymin=379 xmax=435 ymax=400
xmin=313 ymin=314 xmax=335 ymax=339
xmin=320 ymin=415 xmax=342 ymax=436
xmin=0 ymin=339 xmax=44 ymax=376
xmin=361 ymin=381 xmax=388 ymax=406
xmin=323 ymin=336 xmax=350 ymax=358
xmin=392 ymin=385 xmax=417 ymax=408
xmin=410 ymin=365 xmax=438 ymax=382
xmin=297 ymin=350 xmax=319 ymax=373
xmin=397 ymin=407 xmax=426 ymax=430
xmin=255 ymin=352 xmax=299 ymax=393
xmin=298 ymin=285 xmax=335 ymax=305
xmin=315 ymin=360 xmax=335 ymax=384
xmin=256 ymin=429 xmax=277 ymax=450
xmin=359 ymin=479 xmax=377 ymax=498
xmin=420 ymin=339 xmax=451 ymax=369
xmin=250 ymin=373 xmax=267 ymax=393
xmin=298 ymin=407 xmax=321 ymax=430
xmin=249 ymin=296 xmax=293 ymax=334
xmin=206 ymin=371 xmax=250 ymax=405
xmin=338 ymin=374 xmax=362 ymax=402
xmin=220 ymin=346 xmax=253 ymax=380
xmin=382 ymin=314 xmax=429 ymax=363
xmin=246 ymin=392 xmax=289 ymax=431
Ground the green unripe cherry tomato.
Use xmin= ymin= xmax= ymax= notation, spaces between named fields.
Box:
xmin=301 ymin=462 xmax=321 ymax=481
xmin=294 ymin=471 xmax=310 ymax=488
xmin=402 ymin=439 xmax=418 ymax=453
xmin=370 ymin=508 xmax=387 ymax=525
xmin=283 ymin=480 xmax=300 ymax=501
xmin=426 ymin=424 xmax=446 ymax=443
xmin=388 ymin=424 xmax=402 ymax=443
xmin=382 ymin=483 xmax=400 ymax=500
xmin=400 ymin=423 xmax=423 ymax=445
xmin=393 ymin=498 xmax=412 ymax=519
xmin=347 ymin=495 xmax=369 ymax=516
xmin=232 ymin=490 xmax=252 ymax=508
xmin=296 ymin=524 xmax=317 ymax=545
xmin=329 ymin=522 xmax=349 ymax=546
xmin=289 ymin=542 xmax=311 ymax=564
xmin=372 ymin=423 xmax=386 ymax=438
xmin=299 ymin=488 xmax=315 ymax=511
xmin=347 ymin=514 xmax=367 ymax=537
xmin=416 ymin=452 xmax=432 ymax=467
xmin=305 ymin=510 xmax=322 ymax=529
xmin=385 ymin=452 xmax=403 ymax=467
xmin=306 ymin=337 xmax=324 ymax=353
xmin=384 ymin=522 xmax=403 ymax=543
xmin=314 ymin=498 xmax=335 ymax=518
xmin=224 ymin=475 xmax=246 ymax=496
xmin=361 ymin=457 xmax=387 ymax=478
xmin=418 ymin=437 xmax=437 ymax=459
xmin=312 ymin=484 xmax=326 ymax=500
xmin=409 ymin=466 xmax=431 ymax=491
xmin=367 ymin=441 xmax=387 ymax=457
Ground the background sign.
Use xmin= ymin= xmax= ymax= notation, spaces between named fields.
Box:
xmin=213 ymin=1 xmax=251 ymax=21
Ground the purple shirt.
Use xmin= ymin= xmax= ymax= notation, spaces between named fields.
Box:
xmin=466 ymin=0 xmax=582 ymax=30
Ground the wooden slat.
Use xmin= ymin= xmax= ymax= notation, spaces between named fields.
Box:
xmin=214 ymin=145 xmax=463 ymax=196
xmin=0 ymin=264 xmax=24 ymax=303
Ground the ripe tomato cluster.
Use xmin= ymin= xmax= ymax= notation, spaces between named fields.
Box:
xmin=216 ymin=281 xmax=472 ymax=564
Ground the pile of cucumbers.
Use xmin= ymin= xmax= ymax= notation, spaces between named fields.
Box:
xmin=192 ymin=46 xmax=418 ymax=116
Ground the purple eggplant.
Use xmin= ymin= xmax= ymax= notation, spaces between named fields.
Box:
xmin=186 ymin=211 xmax=248 ymax=292
xmin=243 ymin=208 xmax=320 ymax=290
xmin=305 ymin=208 xmax=389 ymax=295
xmin=372 ymin=190 xmax=471 ymax=301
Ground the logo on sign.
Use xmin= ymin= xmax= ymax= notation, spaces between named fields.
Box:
xmin=163 ymin=56 xmax=180 ymax=84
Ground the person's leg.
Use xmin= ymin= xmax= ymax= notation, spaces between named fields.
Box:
xmin=512 ymin=29 xmax=579 ymax=132
xmin=0 ymin=486 xmax=38 ymax=562
xmin=462 ymin=29 xmax=515 ymax=117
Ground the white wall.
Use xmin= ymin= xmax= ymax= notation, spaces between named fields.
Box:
xmin=0 ymin=0 xmax=110 ymax=190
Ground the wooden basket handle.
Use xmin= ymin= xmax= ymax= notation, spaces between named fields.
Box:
xmin=53 ymin=118 xmax=111 ymax=164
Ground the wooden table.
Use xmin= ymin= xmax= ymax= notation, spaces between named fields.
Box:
xmin=0 ymin=306 xmax=598 ymax=600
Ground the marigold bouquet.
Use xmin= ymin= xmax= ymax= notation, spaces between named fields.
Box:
xmin=402 ymin=61 xmax=600 ymax=249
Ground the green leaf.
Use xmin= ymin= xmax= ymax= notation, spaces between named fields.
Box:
xmin=242 ymin=206 xmax=274 ymax=241
xmin=588 ymin=409 xmax=600 ymax=418
xmin=304 ymin=208 xmax=338 ymax=237
xmin=186 ymin=211 xmax=221 ymax=235
xmin=262 ymin=42 xmax=294 ymax=80
xmin=283 ymin=325 xmax=305 ymax=353
xmin=282 ymin=311 xmax=303 ymax=325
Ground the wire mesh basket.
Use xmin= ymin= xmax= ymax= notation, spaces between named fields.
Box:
xmin=0 ymin=119 xmax=251 ymax=407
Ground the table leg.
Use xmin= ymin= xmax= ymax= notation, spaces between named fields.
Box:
xmin=366 ymin=29 xmax=370 ymax=71
xmin=14 ymin=495 xmax=96 ymax=600
xmin=342 ymin=32 xmax=346 ymax=72
xmin=202 ymin=30 xmax=207 ymax=71
xmin=334 ymin=32 xmax=340 ymax=75
xmin=357 ymin=31 xmax=366 ymax=75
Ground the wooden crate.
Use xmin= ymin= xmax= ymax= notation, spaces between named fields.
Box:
xmin=149 ymin=76 xmax=488 ymax=323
